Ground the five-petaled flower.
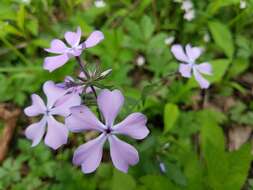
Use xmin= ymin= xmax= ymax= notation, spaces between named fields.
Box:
xmin=171 ymin=44 xmax=212 ymax=89
xmin=66 ymin=89 xmax=150 ymax=173
xmin=24 ymin=81 xmax=81 ymax=149
xmin=44 ymin=27 xmax=104 ymax=72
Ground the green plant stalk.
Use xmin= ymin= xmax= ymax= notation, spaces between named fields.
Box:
xmin=75 ymin=56 xmax=104 ymax=122
xmin=0 ymin=37 xmax=30 ymax=65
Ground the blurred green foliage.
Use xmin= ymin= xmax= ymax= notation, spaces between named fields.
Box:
xmin=1 ymin=0 xmax=253 ymax=189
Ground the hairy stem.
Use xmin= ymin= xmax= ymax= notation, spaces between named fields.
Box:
xmin=75 ymin=56 xmax=90 ymax=79
xmin=75 ymin=56 xmax=103 ymax=122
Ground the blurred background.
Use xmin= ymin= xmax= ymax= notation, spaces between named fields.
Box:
xmin=0 ymin=0 xmax=253 ymax=189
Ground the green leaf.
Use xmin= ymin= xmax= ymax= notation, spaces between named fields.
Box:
xmin=26 ymin=19 xmax=39 ymax=36
xmin=140 ymin=175 xmax=180 ymax=190
xmin=141 ymin=83 xmax=157 ymax=104
xmin=228 ymin=58 xmax=249 ymax=78
xmin=208 ymin=21 xmax=234 ymax=58
xmin=141 ymin=15 xmax=155 ymax=40
xmin=164 ymin=103 xmax=180 ymax=133
xmin=17 ymin=5 xmax=26 ymax=31
xmin=111 ymin=170 xmax=136 ymax=190
xmin=208 ymin=59 xmax=231 ymax=82
xmin=124 ymin=19 xmax=142 ymax=41
xmin=199 ymin=109 xmax=226 ymax=152
xmin=180 ymin=151 xmax=204 ymax=190
xmin=165 ymin=162 xmax=187 ymax=186
xmin=204 ymin=141 xmax=229 ymax=190
xmin=207 ymin=0 xmax=240 ymax=15
xmin=225 ymin=144 xmax=252 ymax=190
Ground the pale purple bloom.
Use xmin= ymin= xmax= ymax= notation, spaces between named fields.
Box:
xmin=171 ymin=44 xmax=212 ymax=89
xmin=184 ymin=9 xmax=195 ymax=21
xmin=44 ymin=27 xmax=104 ymax=72
xmin=180 ymin=0 xmax=195 ymax=21
xmin=94 ymin=0 xmax=106 ymax=8
xmin=66 ymin=89 xmax=149 ymax=173
xmin=181 ymin=0 xmax=193 ymax=11
xmin=24 ymin=81 xmax=81 ymax=149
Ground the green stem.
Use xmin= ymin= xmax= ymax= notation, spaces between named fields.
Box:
xmin=75 ymin=56 xmax=103 ymax=122
xmin=0 ymin=37 xmax=30 ymax=65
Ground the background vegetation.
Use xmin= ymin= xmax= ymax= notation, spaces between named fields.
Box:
xmin=0 ymin=0 xmax=253 ymax=189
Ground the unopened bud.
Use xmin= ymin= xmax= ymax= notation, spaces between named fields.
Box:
xmin=100 ymin=69 xmax=112 ymax=78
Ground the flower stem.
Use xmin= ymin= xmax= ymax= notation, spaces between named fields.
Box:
xmin=75 ymin=56 xmax=103 ymax=122
xmin=75 ymin=56 xmax=90 ymax=79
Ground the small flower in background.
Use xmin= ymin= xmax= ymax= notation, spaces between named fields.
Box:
xmin=22 ymin=0 xmax=31 ymax=4
xmin=183 ymin=9 xmax=195 ymax=21
xmin=24 ymin=81 xmax=81 ymax=149
xmin=203 ymin=33 xmax=210 ymax=43
xmin=66 ymin=89 xmax=149 ymax=173
xmin=159 ymin=162 xmax=167 ymax=173
xmin=181 ymin=0 xmax=195 ymax=21
xmin=240 ymin=0 xmax=247 ymax=9
xmin=181 ymin=0 xmax=193 ymax=11
xmin=171 ymin=44 xmax=212 ymax=89
xmin=164 ymin=36 xmax=175 ymax=45
xmin=94 ymin=0 xmax=106 ymax=8
xmin=136 ymin=55 xmax=146 ymax=67
xmin=44 ymin=27 xmax=104 ymax=72
xmin=163 ymin=142 xmax=170 ymax=149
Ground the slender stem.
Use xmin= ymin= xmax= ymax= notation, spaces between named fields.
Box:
xmin=0 ymin=37 xmax=30 ymax=65
xmin=75 ymin=56 xmax=90 ymax=79
xmin=152 ymin=71 xmax=179 ymax=86
xmin=200 ymin=89 xmax=206 ymax=109
xmin=90 ymin=86 xmax=98 ymax=99
xmin=75 ymin=56 xmax=103 ymax=122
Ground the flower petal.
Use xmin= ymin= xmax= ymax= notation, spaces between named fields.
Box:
xmin=44 ymin=39 xmax=67 ymax=54
xmin=97 ymin=89 xmax=124 ymax=126
xmin=196 ymin=62 xmax=212 ymax=75
xmin=73 ymin=134 xmax=107 ymax=174
xmin=179 ymin=63 xmax=192 ymax=78
xmin=51 ymin=93 xmax=81 ymax=117
xmin=108 ymin=135 xmax=139 ymax=173
xmin=66 ymin=105 xmax=105 ymax=132
xmin=24 ymin=94 xmax=46 ymax=117
xmin=43 ymin=54 xmax=69 ymax=72
xmin=193 ymin=68 xmax=210 ymax=89
xmin=83 ymin=31 xmax=104 ymax=49
xmin=171 ymin=44 xmax=189 ymax=62
xmin=44 ymin=116 xmax=68 ymax=150
xmin=185 ymin=44 xmax=202 ymax=62
xmin=113 ymin=113 xmax=149 ymax=140
xmin=64 ymin=27 xmax=82 ymax=47
xmin=43 ymin=81 xmax=67 ymax=108
xmin=25 ymin=117 xmax=47 ymax=147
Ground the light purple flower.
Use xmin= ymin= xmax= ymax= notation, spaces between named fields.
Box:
xmin=44 ymin=27 xmax=104 ymax=72
xmin=24 ymin=81 xmax=81 ymax=149
xmin=66 ymin=89 xmax=149 ymax=173
xmin=171 ymin=44 xmax=212 ymax=89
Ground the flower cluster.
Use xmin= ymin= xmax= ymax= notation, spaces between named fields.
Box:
xmin=181 ymin=0 xmax=195 ymax=21
xmin=24 ymin=26 xmax=213 ymax=174
xmin=24 ymin=27 xmax=149 ymax=173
